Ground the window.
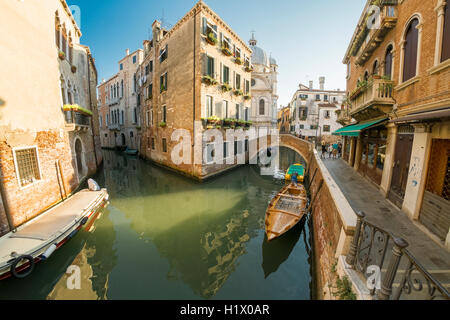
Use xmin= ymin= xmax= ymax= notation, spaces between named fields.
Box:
xmin=121 ymin=110 xmax=125 ymax=125
xmin=121 ymin=80 xmax=124 ymax=97
xmin=442 ymin=3 xmax=450 ymax=62
xmin=132 ymin=55 xmax=137 ymax=64
xmin=235 ymin=47 xmax=241 ymax=59
xmin=300 ymin=125 xmax=304 ymax=129
xmin=236 ymin=104 xmax=240 ymax=119
xmin=223 ymin=100 xmax=229 ymax=118
xmin=206 ymin=144 xmax=215 ymax=164
xmin=162 ymin=105 xmax=167 ymax=123
xmin=106 ymin=114 xmax=109 ymax=126
xmin=160 ymin=73 xmax=168 ymax=92
xmin=347 ymin=62 xmax=351 ymax=78
xmin=324 ymin=94 xmax=328 ymax=101
xmin=315 ymin=94 xmax=321 ymax=101
xmin=206 ymin=96 xmax=213 ymax=117
xmin=202 ymin=17 xmax=218 ymax=39
xmin=130 ymin=131 xmax=134 ymax=138
xmin=223 ymin=142 xmax=229 ymax=158
xmin=372 ymin=60 xmax=379 ymax=75
xmin=235 ymin=73 xmax=241 ymax=90
xmin=159 ymin=45 xmax=168 ymax=63
xmin=99 ymin=116 xmax=102 ymax=128
xmin=245 ymin=139 xmax=249 ymax=152
xmin=146 ymin=111 xmax=150 ymax=126
xmin=151 ymin=138 xmax=155 ymax=150
xmin=14 ymin=147 xmax=41 ymax=188
xmin=133 ymin=108 xmax=137 ymax=124
xmin=207 ymin=56 xmax=215 ymax=77
xmin=244 ymin=108 xmax=249 ymax=121
xmin=324 ymin=110 xmax=330 ymax=119
xmin=300 ymin=94 xmax=308 ymax=100
xmin=162 ymin=138 xmax=167 ymax=153
xmin=151 ymin=110 xmax=154 ymax=125
xmin=259 ymin=99 xmax=265 ymax=115
xmin=403 ymin=18 xmax=419 ymax=82
xmin=245 ymin=80 xmax=250 ymax=95
xmin=385 ymin=45 xmax=393 ymax=79
xmin=55 ymin=13 xmax=60 ymax=49
xmin=150 ymin=60 xmax=153 ymax=72
xmin=323 ymin=125 xmax=331 ymax=132
xmin=223 ymin=65 xmax=230 ymax=84
xmin=147 ymin=83 xmax=153 ymax=99
xmin=120 ymin=63 xmax=123 ymax=70
xmin=145 ymin=64 xmax=150 ymax=75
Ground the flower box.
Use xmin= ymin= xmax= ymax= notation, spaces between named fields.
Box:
xmin=63 ymin=104 xmax=93 ymax=116
xmin=159 ymin=122 xmax=167 ymax=128
xmin=245 ymin=66 xmax=254 ymax=73
xmin=206 ymin=33 xmax=218 ymax=46
xmin=221 ymin=46 xmax=233 ymax=57
xmin=207 ymin=116 xmax=221 ymax=125
xmin=235 ymin=57 xmax=243 ymax=65
xmin=243 ymin=95 xmax=251 ymax=101
xmin=234 ymin=89 xmax=243 ymax=96
xmin=221 ymin=83 xmax=232 ymax=92
xmin=58 ymin=51 xmax=66 ymax=60
xmin=223 ymin=118 xmax=236 ymax=126
xmin=202 ymin=75 xmax=218 ymax=86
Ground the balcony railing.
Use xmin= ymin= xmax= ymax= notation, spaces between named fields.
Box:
xmin=355 ymin=5 xmax=398 ymax=65
xmin=349 ymin=78 xmax=395 ymax=122
xmin=108 ymin=96 xmax=120 ymax=106
xmin=108 ymin=123 xmax=121 ymax=131
xmin=64 ymin=109 xmax=91 ymax=131
xmin=346 ymin=211 xmax=450 ymax=300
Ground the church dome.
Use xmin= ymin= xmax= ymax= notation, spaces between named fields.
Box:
xmin=270 ymin=56 xmax=277 ymax=66
xmin=249 ymin=34 xmax=270 ymax=67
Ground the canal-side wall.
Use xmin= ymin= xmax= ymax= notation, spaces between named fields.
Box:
xmin=306 ymin=150 xmax=357 ymax=300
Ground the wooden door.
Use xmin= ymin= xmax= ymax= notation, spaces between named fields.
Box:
xmin=388 ymin=133 xmax=414 ymax=208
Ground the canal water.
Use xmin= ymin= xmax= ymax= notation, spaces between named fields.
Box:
xmin=0 ymin=148 xmax=312 ymax=300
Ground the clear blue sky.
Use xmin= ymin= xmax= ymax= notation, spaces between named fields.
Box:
xmin=67 ymin=0 xmax=366 ymax=106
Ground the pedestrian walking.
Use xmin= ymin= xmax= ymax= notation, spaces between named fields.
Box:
xmin=328 ymin=144 xmax=333 ymax=159
xmin=321 ymin=143 xmax=327 ymax=159
xmin=338 ymin=143 xmax=342 ymax=158
xmin=332 ymin=143 xmax=338 ymax=159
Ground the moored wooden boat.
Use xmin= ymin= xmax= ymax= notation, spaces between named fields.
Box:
xmin=124 ymin=147 xmax=139 ymax=156
xmin=265 ymin=183 xmax=307 ymax=241
xmin=0 ymin=188 xmax=109 ymax=280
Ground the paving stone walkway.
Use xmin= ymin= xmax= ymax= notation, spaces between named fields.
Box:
xmin=321 ymin=156 xmax=450 ymax=290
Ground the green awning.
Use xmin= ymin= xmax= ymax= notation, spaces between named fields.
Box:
xmin=333 ymin=118 xmax=388 ymax=137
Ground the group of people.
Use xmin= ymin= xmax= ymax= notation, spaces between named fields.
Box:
xmin=321 ymin=141 xmax=342 ymax=160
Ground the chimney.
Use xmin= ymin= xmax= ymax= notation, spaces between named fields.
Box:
xmin=309 ymin=81 xmax=313 ymax=90
xmin=126 ymin=49 xmax=130 ymax=56
xmin=319 ymin=77 xmax=325 ymax=91
xmin=152 ymin=20 xmax=162 ymax=43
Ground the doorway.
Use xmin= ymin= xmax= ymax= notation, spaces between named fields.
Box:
xmin=388 ymin=125 xmax=414 ymax=208
xmin=75 ymin=139 xmax=83 ymax=175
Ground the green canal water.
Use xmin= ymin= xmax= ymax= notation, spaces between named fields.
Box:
xmin=0 ymin=148 xmax=312 ymax=300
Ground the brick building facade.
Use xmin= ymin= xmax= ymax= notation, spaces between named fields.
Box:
xmin=337 ymin=0 xmax=450 ymax=248
xmin=137 ymin=1 xmax=254 ymax=180
xmin=0 ymin=0 xmax=101 ymax=235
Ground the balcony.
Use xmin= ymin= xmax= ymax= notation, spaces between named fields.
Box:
xmin=108 ymin=96 xmax=120 ymax=106
xmin=336 ymin=109 xmax=352 ymax=126
xmin=108 ymin=123 xmax=122 ymax=131
xmin=354 ymin=4 xmax=398 ymax=66
xmin=349 ymin=78 xmax=395 ymax=122
xmin=63 ymin=105 xmax=92 ymax=131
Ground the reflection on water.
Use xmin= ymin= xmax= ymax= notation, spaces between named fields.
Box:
xmin=0 ymin=147 xmax=312 ymax=300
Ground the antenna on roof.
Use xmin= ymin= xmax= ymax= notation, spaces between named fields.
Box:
xmin=160 ymin=9 xmax=173 ymax=30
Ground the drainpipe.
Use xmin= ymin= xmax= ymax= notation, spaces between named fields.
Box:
xmin=192 ymin=7 xmax=198 ymax=170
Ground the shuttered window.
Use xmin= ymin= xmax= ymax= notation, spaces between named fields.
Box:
xmin=384 ymin=46 xmax=393 ymax=79
xmin=403 ymin=19 xmax=419 ymax=82
xmin=442 ymin=4 xmax=450 ymax=62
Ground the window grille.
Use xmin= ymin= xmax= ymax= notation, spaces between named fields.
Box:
xmin=425 ymin=139 xmax=450 ymax=201
xmin=14 ymin=147 xmax=41 ymax=187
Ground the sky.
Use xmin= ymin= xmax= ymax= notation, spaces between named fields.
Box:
xmin=67 ymin=0 xmax=367 ymax=107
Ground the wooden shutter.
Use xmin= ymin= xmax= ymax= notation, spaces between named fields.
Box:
xmin=442 ymin=4 xmax=450 ymax=62
xmin=403 ymin=19 xmax=419 ymax=82
xmin=202 ymin=17 xmax=207 ymax=35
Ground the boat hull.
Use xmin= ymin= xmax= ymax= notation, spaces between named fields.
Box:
xmin=265 ymin=183 xmax=307 ymax=241
xmin=0 ymin=189 xmax=109 ymax=281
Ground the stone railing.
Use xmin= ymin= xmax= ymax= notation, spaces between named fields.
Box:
xmin=64 ymin=109 xmax=90 ymax=131
xmin=346 ymin=211 xmax=450 ymax=300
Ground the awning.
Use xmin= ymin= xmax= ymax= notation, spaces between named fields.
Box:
xmin=333 ymin=118 xmax=388 ymax=137
xmin=390 ymin=108 xmax=450 ymax=123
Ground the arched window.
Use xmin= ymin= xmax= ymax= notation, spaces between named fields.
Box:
xmin=55 ymin=12 xmax=60 ymax=49
xmin=442 ymin=3 xmax=450 ymax=62
xmin=364 ymin=71 xmax=369 ymax=81
xmin=403 ymin=18 xmax=419 ymax=82
xmin=384 ymin=45 xmax=393 ymax=79
xmin=61 ymin=25 xmax=67 ymax=57
xmin=259 ymin=99 xmax=265 ymax=115
xmin=121 ymin=80 xmax=124 ymax=97
xmin=372 ymin=60 xmax=379 ymax=76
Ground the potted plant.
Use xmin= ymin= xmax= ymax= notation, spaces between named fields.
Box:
xmin=71 ymin=65 xmax=77 ymax=73
xmin=159 ymin=121 xmax=167 ymax=128
xmin=58 ymin=51 xmax=65 ymax=60
xmin=207 ymin=116 xmax=221 ymax=125
xmin=245 ymin=65 xmax=253 ymax=72
xmin=234 ymin=89 xmax=243 ymax=96
xmin=202 ymin=75 xmax=218 ymax=86
xmin=243 ymin=94 xmax=251 ymax=101
xmin=235 ymin=57 xmax=243 ymax=65
xmin=221 ymin=45 xmax=233 ymax=57
xmin=223 ymin=118 xmax=235 ymax=126
xmin=221 ymin=83 xmax=232 ymax=92
xmin=63 ymin=104 xmax=93 ymax=116
xmin=206 ymin=32 xmax=218 ymax=46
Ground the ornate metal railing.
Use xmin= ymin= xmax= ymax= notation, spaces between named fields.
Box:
xmin=64 ymin=110 xmax=90 ymax=127
xmin=346 ymin=211 xmax=450 ymax=300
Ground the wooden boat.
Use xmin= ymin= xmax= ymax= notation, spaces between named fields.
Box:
xmin=124 ymin=147 xmax=138 ymax=156
xmin=0 ymin=188 xmax=109 ymax=280
xmin=265 ymin=183 xmax=307 ymax=241
xmin=285 ymin=163 xmax=305 ymax=183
